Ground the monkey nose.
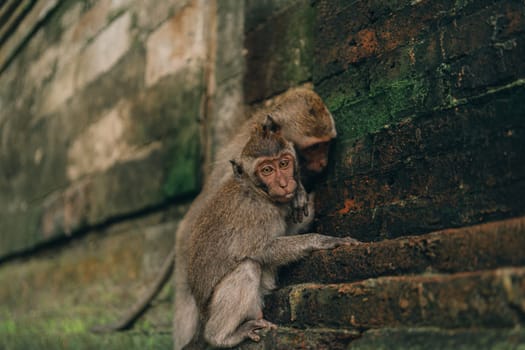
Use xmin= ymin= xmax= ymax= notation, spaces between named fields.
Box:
xmin=277 ymin=177 xmax=288 ymax=188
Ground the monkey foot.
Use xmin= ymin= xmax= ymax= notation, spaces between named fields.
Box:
xmin=242 ymin=319 xmax=277 ymax=342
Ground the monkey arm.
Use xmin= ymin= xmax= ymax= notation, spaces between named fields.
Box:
xmin=254 ymin=234 xmax=356 ymax=268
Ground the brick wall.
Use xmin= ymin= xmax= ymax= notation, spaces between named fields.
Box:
xmin=313 ymin=0 xmax=525 ymax=240
xmin=0 ymin=0 xmax=523 ymax=348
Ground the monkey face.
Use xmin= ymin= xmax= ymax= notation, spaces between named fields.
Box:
xmin=298 ymin=141 xmax=331 ymax=173
xmin=256 ymin=153 xmax=297 ymax=203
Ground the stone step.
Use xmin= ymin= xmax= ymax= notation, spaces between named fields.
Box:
xmin=280 ymin=216 xmax=525 ymax=285
xmin=265 ymin=267 xmax=525 ymax=330
xmin=237 ymin=327 xmax=359 ymax=350
xmin=238 ymin=327 xmax=525 ymax=350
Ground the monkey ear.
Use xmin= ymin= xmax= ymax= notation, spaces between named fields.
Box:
xmin=230 ymin=159 xmax=244 ymax=178
xmin=262 ymin=115 xmax=281 ymax=136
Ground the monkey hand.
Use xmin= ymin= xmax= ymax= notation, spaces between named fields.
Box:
xmin=291 ymin=183 xmax=309 ymax=223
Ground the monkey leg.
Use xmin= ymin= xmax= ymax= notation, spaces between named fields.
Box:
xmin=204 ymin=259 xmax=272 ymax=348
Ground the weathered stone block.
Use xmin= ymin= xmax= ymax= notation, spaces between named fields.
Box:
xmin=238 ymin=327 xmax=359 ymax=350
xmin=348 ymin=328 xmax=525 ymax=350
xmin=40 ymin=136 xmax=199 ymax=239
xmin=135 ymin=0 xmax=191 ymax=32
xmin=0 ymin=0 xmax=60 ymax=73
xmin=41 ymin=58 xmax=77 ymax=116
xmin=313 ymin=1 xmax=525 ymax=143
xmin=447 ymin=35 xmax=525 ymax=99
xmin=266 ymin=267 xmax=525 ymax=329
xmin=1 ymin=34 xmax=203 ymax=257
xmin=244 ymin=0 xmax=314 ymax=102
xmin=281 ymin=217 xmax=525 ymax=285
xmin=313 ymin=0 xmax=516 ymax=82
xmin=314 ymin=0 xmax=441 ymax=81
xmin=145 ymin=0 xmax=208 ymax=87
xmin=209 ymin=75 xmax=245 ymax=159
xmin=66 ymin=100 xmax=162 ymax=181
xmin=237 ymin=327 xmax=525 ymax=350
xmin=244 ymin=0 xmax=302 ymax=33
xmin=215 ymin=0 xmax=244 ymax=85
xmin=316 ymin=51 xmax=430 ymax=143
xmin=75 ymin=13 xmax=131 ymax=91
xmin=314 ymin=85 xmax=525 ymax=240
xmin=69 ymin=1 xmax=113 ymax=45
xmin=440 ymin=1 xmax=525 ymax=61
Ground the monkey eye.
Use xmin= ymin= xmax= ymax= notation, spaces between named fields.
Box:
xmin=279 ymin=158 xmax=290 ymax=169
xmin=260 ymin=165 xmax=275 ymax=176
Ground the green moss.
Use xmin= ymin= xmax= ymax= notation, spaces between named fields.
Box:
xmin=0 ymin=302 xmax=171 ymax=349
xmin=0 ymin=329 xmax=171 ymax=350
xmin=324 ymin=74 xmax=429 ymax=142
xmin=280 ymin=2 xmax=315 ymax=84
xmin=0 ymin=319 xmax=16 ymax=334
xmin=244 ymin=0 xmax=315 ymax=101
xmin=162 ymin=123 xmax=201 ymax=198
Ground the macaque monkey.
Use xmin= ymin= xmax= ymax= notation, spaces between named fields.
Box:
xmin=92 ymin=88 xmax=340 ymax=350
xmin=186 ymin=117 xmax=353 ymax=348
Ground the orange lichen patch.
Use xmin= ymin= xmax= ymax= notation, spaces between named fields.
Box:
xmin=380 ymin=28 xmax=400 ymax=52
xmin=337 ymin=198 xmax=358 ymax=215
xmin=399 ymin=298 xmax=410 ymax=309
xmin=343 ymin=29 xmax=380 ymax=65
xmin=337 ymin=283 xmax=367 ymax=296
xmin=357 ymin=29 xmax=380 ymax=55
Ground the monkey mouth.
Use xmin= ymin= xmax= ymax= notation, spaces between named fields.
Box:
xmin=275 ymin=191 xmax=295 ymax=203
xmin=284 ymin=192 xmax=294 ymax=199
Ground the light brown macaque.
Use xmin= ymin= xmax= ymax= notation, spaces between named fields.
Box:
xmin=91 ymin=88 xmax=339 ymax=349
xmin=186 ymin=117 xmax=353 ymax=348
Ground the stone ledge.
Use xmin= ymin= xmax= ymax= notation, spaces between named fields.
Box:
xmin=266 ymin=267 xmax=525 ymax=330
xmin=347 ymin=327 xmax=525 ymax=350
xmin=281 ymin=216 xmax=525 ymax=285
xmin=238 ymin=327 xmax=359 ymax=350
xmin=238 ymin=326 xmax=525 ymax=350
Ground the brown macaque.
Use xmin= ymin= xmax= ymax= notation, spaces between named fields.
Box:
xmin=91 ymin=88 xmax=339 ymax=350
xmin=186 ymin=117 xmax=353 ymax=348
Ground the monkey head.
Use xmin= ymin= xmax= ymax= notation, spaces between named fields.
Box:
xmin=230 ymin=116 xmax=299 ymax=204
xmin=270 ymin=88 xmax=337 ymax=175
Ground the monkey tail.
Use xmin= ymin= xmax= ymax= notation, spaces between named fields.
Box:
xmin=90 ymin=249 xmax=176 ymax=333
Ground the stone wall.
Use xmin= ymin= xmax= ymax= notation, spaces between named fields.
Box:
xmin=0 ymin=0 xmax=524 ymax=348
xmin=0 ymin=0 xmax=212 ymax=259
